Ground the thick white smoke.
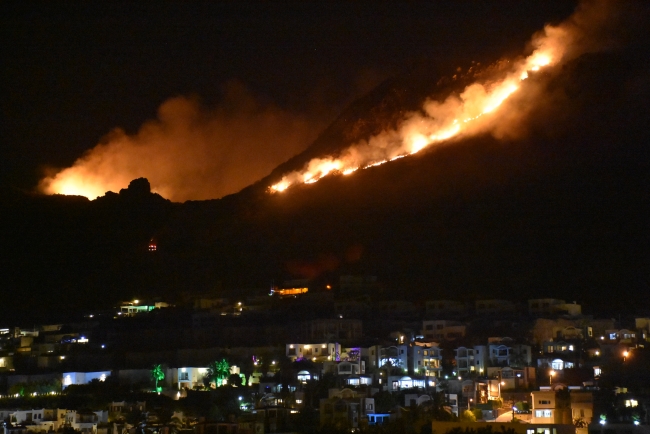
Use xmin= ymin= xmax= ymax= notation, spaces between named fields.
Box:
xmin=40 ymin=81 xmax=325 ymax=202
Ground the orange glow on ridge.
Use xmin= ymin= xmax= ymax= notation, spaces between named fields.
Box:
xmin=269 ymin=35 xmax=564 ymax=194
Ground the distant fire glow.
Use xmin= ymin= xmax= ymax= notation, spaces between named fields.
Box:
xmin=39 ymin=82 xmax=322 ymax=201
xmin=38 ymin=1 xmax=622 ymax=200
xmin=269 ymin=19 xmax=571 ymax=193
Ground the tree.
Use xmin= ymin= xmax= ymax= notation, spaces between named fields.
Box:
xmin=206 ymin=359 xmax=230 ymax=387
xmin=573 ymin=417 xmax=588 ymax=428
xmin=374 ymin=390 xmax=398 ymax=413
xmin=227 ymin=373 xmax=243 ymax=387
xmin=8 ymin=382 xmax=25 ymax=397
xmin=151 ymin=364 xmax=165 ymax=392
xmin=460 ymin=409 xmax=477 ymax=422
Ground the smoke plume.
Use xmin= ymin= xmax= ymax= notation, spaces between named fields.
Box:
xmin=40 ymin=81 xmax=324 ymax=201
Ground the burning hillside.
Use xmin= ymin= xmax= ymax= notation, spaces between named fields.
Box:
xmin=268 ymin=0 xmax=637 ymax=193
xmin=37 ymin=1 xmax=645 ymax=203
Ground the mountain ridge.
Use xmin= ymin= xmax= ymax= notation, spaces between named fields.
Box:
xmin=1 ymin=49 xmax=649 ymax=324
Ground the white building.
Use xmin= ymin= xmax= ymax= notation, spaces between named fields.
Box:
xmin=378 ymin=345 xmax=408 ymax=373
xmin=487 ymin=339 xmax=531 ymax=367
xmin=422 ymin=320 xmax=466 ymax=341
xmin=174 ymin=367 xmax=208 ymax=390
xmin=62 ymin=371 xmax=111 ymax=389
xmin=530 ymin=390 xmax=556 ymax=424
xmin=411 ymin=342 xmax=443 ymax=377
xmin=286 ymin=342 xmax=340 ymax=362
xmin=455 ymin=346 xmax=488 ymax=376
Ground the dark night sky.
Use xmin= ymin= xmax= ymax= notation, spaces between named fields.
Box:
xmin=1 ymin=1 xmax=577 ymax=194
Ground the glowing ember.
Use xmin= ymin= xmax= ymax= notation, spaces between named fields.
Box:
xmin=271 ymin=180 xmax=290 ymax=193
xmin=268 ymin=17 xmax=574 ymax=195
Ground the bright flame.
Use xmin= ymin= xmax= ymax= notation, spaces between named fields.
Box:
xmin=45 ymin=170 xmax=110 ymax=199
xmin=269 ymin=19 xmax=570 ymax=193
xmin=410 ymin=135 xmax=429 ymax=154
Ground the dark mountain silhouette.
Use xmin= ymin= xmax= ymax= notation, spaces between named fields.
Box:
xmin=1 ymin=49 xmax=649 ymax=325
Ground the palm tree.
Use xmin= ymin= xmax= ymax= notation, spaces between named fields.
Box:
xmin=151 ymin=364 xmax=165 ymax=391
xmin=206 ymin=359 xmax=230 ymax=387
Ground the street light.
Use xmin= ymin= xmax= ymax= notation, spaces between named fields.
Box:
xmin=468 ymin=398 xmax=473 ymax=410
xmin=549 ymin=369 xmax=555 ymax=385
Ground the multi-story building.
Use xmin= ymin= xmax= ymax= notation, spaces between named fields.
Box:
xmin=378 ymin=345 xmax=408 ymax=373
xmin=487 ymin=338 xmax=531 ymax=367
xmin=174 ymin=367 xmax=209 ymax=390
xmin=542 ymin=340 xmax=579 ymax=355
xmin=410 ymin=342 xmax=442 ymax=377
xmin=571 ymin=391 xmax=594 ymax=426
xmin=487 ymin=366 xmax=536 ymax=390
xmin=528 ymin=299 xmax=582 ymax=317
xmin=531 ymin=388 xmax=594 ymax=428
xmin=1 ymin=409 xmax=108 ymax=434
xmin=603 ymin=329 xmax=637 ymax=345
xmin=530 ymin=390 xmax=557 ymax=424
xmin=332 ymin=360 xmax=364 ymax=376
xmin=422 ymin=320 xmax=466 ymax=341
xmin=286 ymin=342 xmax=340 ymax=362
xmin=454 ymin=345 xmax=488 ymax=376
xmin=320 ymin=389 xmax=375 ymax=429
xmin=475 ymin=300 xmax=518 ymax=317
xmin=425 ymin=300 xmax=468 ymax=318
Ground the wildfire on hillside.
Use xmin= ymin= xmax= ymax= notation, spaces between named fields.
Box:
xmin=269 ymin=0 xmax=639 ymax=194
xmin=38 ymin=1 xmax=636 ymax=201
xmin=268 ymin=34 xmax=564 ymax=193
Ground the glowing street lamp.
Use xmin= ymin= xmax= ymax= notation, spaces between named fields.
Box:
xmin=623 ymin=351 xmax=629 ymax=361
xmin=549 ymin=369 xmax=555 ymax=385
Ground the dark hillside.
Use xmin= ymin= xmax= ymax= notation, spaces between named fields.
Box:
xmin=1 ymin=49 xmax=649 ymax=323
